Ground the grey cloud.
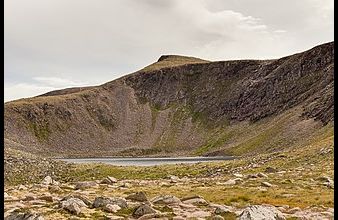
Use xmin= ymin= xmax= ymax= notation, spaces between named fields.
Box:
xmin=4 ymin=0 xmax=333 ymax=101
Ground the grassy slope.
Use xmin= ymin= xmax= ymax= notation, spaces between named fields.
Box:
xmin=5 ymin=120 xmax=332 ymax=209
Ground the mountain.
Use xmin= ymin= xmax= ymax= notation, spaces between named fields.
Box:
xmin=4 ymin=42 xmax=334 ymax=158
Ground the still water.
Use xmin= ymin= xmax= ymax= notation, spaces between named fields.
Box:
xmin=59 ymin=156 xmax=234 ymax=166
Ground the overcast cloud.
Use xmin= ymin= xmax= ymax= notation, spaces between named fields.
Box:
xmin=4 ymin=0 xmax=334 ymax=102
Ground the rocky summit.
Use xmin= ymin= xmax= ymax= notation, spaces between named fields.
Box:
xmin=3 ymin=42 xmax=334 ymax=219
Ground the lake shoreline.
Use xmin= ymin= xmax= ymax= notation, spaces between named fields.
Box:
xmin=56 ymin=156 xmax=236 ymax=166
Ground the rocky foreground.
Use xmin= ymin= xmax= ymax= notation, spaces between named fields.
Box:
xmin=4 ymin=130 xmax=334 ymax=219
xmin=4 ymin=172 xmax=334 ymax=220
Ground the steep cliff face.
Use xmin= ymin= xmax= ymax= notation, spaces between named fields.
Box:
xmin=124 ymin=42 xmax=334 ymax=124
xmin=4 ymin=42 xmax=334 ymax=157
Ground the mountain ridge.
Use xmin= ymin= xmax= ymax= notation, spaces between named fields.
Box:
xmin=4 ymin=42 xmax=334 ymax=158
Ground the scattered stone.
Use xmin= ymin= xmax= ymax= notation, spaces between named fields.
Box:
xmin=62 ymin=195 xmax=92 ymax=206
xmin=181 ymin=195 xmax=202 ymax=201
xmin=119 ymin=182 xmax=132 ymax=188
xmin=93 ymin=197 xmax=128 ymax=209
xmin=224 ymin=178 xmax=242 ymax=185
xmin=186 ymin=210 xmax=211 ymax=218
xmin=60 ymin=184 xmax=75 ymax=190
xmin=261 ymin=182 xmax=273 ymax=187
xmin=265 ymin=167 xmax=277 ymax=173
xmin=41 ymin=176 xmax=53 ymax=185
xmin=104 ymin=204 xmax=121 ymax=213
xmin=178 ymin=203 xmax=196 ymax=211
xmin=317 ymin=176 xmax=334 ymax=188
xmin=133 ymin=204 xmax=157 ymax=217
xmin=5 ymin=196 xmax=20 ymax=202
xmin=39 ymin=194 xmax=54 ymax=202
xmin=182 ymin=195 xmax=208 ymax=206
xmin=74 ymin=181 xmax=98 ymax=190
xmin=105 ymin=215 xmax=124 ymax=220
xmin=152 ymin=195 xmax=181 ymax=205
xmin=233 ymin=173 xmax=244 ymax=178
xmin=159 ymin=182 xmax=171 ymax=187
xmin=280 ymin=194 xmax=295 ymax=198
xmin=239 ymin=205 xmax=285 ymax=220
xmin=211 ymin=215 xmax=225 ymax=220
xmin=60 ymin=198 xmax=87 ymax=215
xmin=126 ymin=191 xmax=148 ymax=202
xmin=168 ymin=175 xmax=180 ymax=181
xmin=247 ymin=174 xmax=259 ymax=179
xmin=137 ymin=213 xmax=168 ymax=220
xmin=28 ymin=200 xmax=48 ymax=206
xmin=287 ymin=207 xmax=301 ymax=214
xmin=257 ymin=187 xmax=268 ymax=192
xmin=281 ymin=179 xmax=293 ymax=184
xmin=323 ymin=181 xmax=334 ymax=189
xmin=48 ymin=185 xmax=63 ymax=193
xmin=214 ymin=205 xmax=233 ymax=215
xmin=257 ymin=172 xmax=268 ymax=178
xmin=5 ymin=211 xmax=44 ymax=220
xmin=18 ymin=185 xmax=28 ymax=190
xmin=101 ymin=176 xmax=118 ymax=185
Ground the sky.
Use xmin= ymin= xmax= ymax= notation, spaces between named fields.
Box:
xmin=4 ymin=0 xmax=334 ymax=102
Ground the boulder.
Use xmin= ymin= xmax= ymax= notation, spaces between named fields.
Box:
xmin=168 ymin=175 xmax=179 ymax=181
xmin=182 ymin=195 xmax=208 ymax=206
xmin=61 ymin=194 xmax=92 ymax=206
xmin=317 ymin=176 xmax=332 ymax=182
xmin=133 ymin=204 xmax=157 ymax=217
xmin=126 ymin=191 xmax=148 ymax=202
xmin=93 ymin=197 xmax=127 ymax=209
xmin=105 ymin=216 xmax=124 ymax=220
xmin=5 ymin=211 xmax=44 ymax=220
xmin=233 ymin=173 xmax=244 ymax=178
xmin=168 ymin=175 xmax=180 ymax=183
xmin=211 ymin=215 xmax=224 ymax=220
xmin=138 ymin=213 xmax=168 ymax=220
xmin=24 ymin=194 xmax=37 ymax=201
xmin=39 ymin=195 xmax=54 ymax=202
xmin=224 ymin=178 xmax=242 ymax=185
xmin=101 ymin=176 xmax=118 ymax=185
xmin=238 ymin=205 xmax=285 ymax=220
xmin=41 ymin=176 xmax=59 ymax=186
xmin=104 ymin=204 xmax=121 ymax=213
xmin=48 ymin=185 xmax=63 ymax=193
xmin=172 ymin=217 xmax=185 ymax=220
xmin=261 ymin=182 xmax=273 ymax=187
xmin=247 ymin=174 xmax=259 ymax=179
xmin=214 ymin=205 xmax=234 ymax=215
xmin=286 ymin=207 xmax=301 ymax=214
xmin=120 ymin=182 xmax=132 ymax=188
xmin=41 ymin=176 xmax=53 ymax=185
xmin=265 ymin=167 xmax=277 ymax=173
xmin=60 ymin=198 xmax=87 ymax=215
xmin=74 ymin=181 xmax=98 ymax=190
xmin=317 ymin=176 xmax=334 ymax=188
xmin=257 ymin=173 xmax=268 ymax=178
xmin=152 ymin=195 xmax=181 ymax=205
xmin=18 ymin=185 xmax=28 ymax=190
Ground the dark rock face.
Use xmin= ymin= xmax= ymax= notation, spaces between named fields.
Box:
xmin=125 ymin=42 xmax=334 ymax=124
xmin=3 ymin=42 xmax=334 ymax=157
